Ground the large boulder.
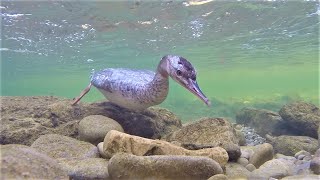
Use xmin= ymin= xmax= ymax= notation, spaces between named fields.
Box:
xmin=85 ymin=102 xmax=182 ymax=139
xmin=166 ymin=117 xmax=240 ymax=160
xmin=236 ymin=107 xmax=291 ymax=136
xmin=58 ymin=158 xmax=110 ymax=179
xmin=31 ymin=134 xmax=99 ymax=159
xmin=0 ymin=96 xmax=182 ymax=146
xmin=1 ymin=144 xmax=68 ymax=179
xmin=108 ymin=153 xmax=223 ymax=180
xmin=0 ymin=96 xmax=82 ymax=145
xmin=103 ymin=130 xmax=229 ymax=166
xmin=267 ymin=135 xmax=318 ymax=156
xmin=279 ymin=101 xmax=320 ymax=139
xmin=79 ymin=115 xmax=124 ymax=145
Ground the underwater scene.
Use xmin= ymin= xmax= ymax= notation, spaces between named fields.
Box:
xmin=1 ymin=0 xmax=320 ymax=179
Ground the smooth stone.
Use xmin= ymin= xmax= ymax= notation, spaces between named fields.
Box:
xmin=97 ymin=142 xmax=108 ymax=159
xmin=246 ymin=164 xmax=256 ymax=172
xmin=58 ymin=158 xmax=109 ymax=179
xmin=294 ymin=150 xmax=311 ymax=159
xmin=249 ymin=159 xmax=293 ymax=180
xmin=79 ymin=115 xmax=124 ymax=145
xmin=310 ymin=157 xmax=320 ymax=175
xmin=166 ymin=117 xmax=241 ymax=161
xmin=208 ymin=174 xmax=228 ymax=180
xmin=31 ymin=134 xmax=99 ymax=159
xmin=282 ymin=175 xmax=320 ymax=180
xmin=237 ymin=157 xmax=249 ymax=166
xmin=108 ymin=153 xmax=223 ymax=179
xmin=103 ymin=130 xmax=229 ymax=166
xmin=1 ymin=144 xmax=68 ymax=179
xmin=274 ymin=153 xmax=296 ymax=161
xmin=242 ymin=143 xmax=273 ymax=168
xmin=226 ymin=162 xmax=251 ymax=179
xmin=236 ymin=107 xmax=289 ymax=136
xmin=279 ymin=101 xmax=320 ymax=139
xmin=240 ymin=148 xmax=254 ymax=159
xmin=268 ymin=135 xmax=318 ymax=156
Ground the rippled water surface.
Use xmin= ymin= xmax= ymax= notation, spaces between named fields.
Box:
xmin=1 ymin=1 xmax=319 ymax=121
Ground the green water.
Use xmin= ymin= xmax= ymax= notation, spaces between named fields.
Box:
xmin=1 ymin=1 xmax=319 ymax=122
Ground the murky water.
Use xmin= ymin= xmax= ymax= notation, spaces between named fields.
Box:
xmin=1 ymin=1 xmax=319 ymax=122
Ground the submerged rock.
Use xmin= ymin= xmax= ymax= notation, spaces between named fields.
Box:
xmin=279 ymin=101 xmax=320 ymax=139
xmin=225 ymin=162 xmax=251 ymax=179
xmin=281 ymin=175 xmax=320 ymax=180
xmin=108 ymin=153 xmax=223 ymax=180
xmin=241 ymin=143 xmax=274 ymax=168
xmin=166 ymin=117 xmax=240 ymax=160
xmin=241 ymin=126 xmax=266 ymax=146
xmin=103 ymin=130 xmax=229 ymax=166
xmin=58 ymin=158 xmax=109 ymax=179
xmin=236 ymin=107 xmax=290 ymax=136
xmin=31 ymin=134 xmax=99 ymax=159
xmin=267 ymin=135 xmax=318 ymax=156
xmin=1 ymin=144 xmax=68 ymax=179
xmin=79 ymin=115 xmax=124 ymax=145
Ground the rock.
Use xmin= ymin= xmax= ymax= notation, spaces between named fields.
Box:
xmin=234 ymin=128 xmax=246 ymax=146
xmin=103 ymin=130 xmax=229 ymax=166
xmin=274 ymin=154 xmax=296 ymax=161
xmin=318 ymin=126 xmax=320 ymax=146
xmin=240 ymin=148 xmax=254 ymax=160
xmin=310 ymin=157 xmax=320 ymax=175
xmin=108 ymin=153 xmax=223 ymax=180
xmin=79 ymin=115 xmax=124 ymax=145
xmin=236 ymin=107 xmax=290 ymax=136
xmin=282 ymin=175 xmax=320 ymax=180
xmin=85 ymin=102 xmax=182 ymax=139
xmin=0 ymin=96 xmax=182 ymax=146
xmin=166 ymin=117 xmax=241 ymax=160
xmin=267 ymin=135 xmax=318 ymax=156
xmin=208 ymin=174 xmax=228 ymax=180
xmin=246 ymin=164 xmax=256 ymax=172
xmin=225 ymin=162 xmax=251 ymax=179
xmin=279 ymin=101 xmax=320 ymax=139
xmin=241 ymin=143 xmax=274 ymax=168
xmin=241 ymin=126 xmax=266 ymax=146
xmin=295 ymin=150 xmax=311 ymax=160
xmin=31 ymin=134 xmax=99 ymax=159
xmin=249 ymin=159 xmax=293 ymax=180
xmin=97 ymin=142 xmax=108 ymax=159
xmin=1 ymin=144 xmax=68 ymax=179
xmin=58 ymin=158 xmax=109 ymax=179
xmin=237 ymin=157 xmax=249 ymax=166
xmin=315 ymin=148 xmax=320 ymax=157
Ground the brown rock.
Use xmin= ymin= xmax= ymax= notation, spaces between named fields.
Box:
xmin=279 ymin=101 xmax=320 ymax=139
xmin=79 ymin=115 xmax=124 ymax=145
xmin=226 ymin=162 xmax=251 ymax=179
xmin=31 ymin=134 xmax=99 ymax=159
xmin=103 ymin=130 xmax=228 ymax=166
xmin=208 ymin=174 xmax=228 ymax=180
xmin=1 ymin=144 xmax=68 ymax=179
xmin=166 ymin=117 xmax=240 ymax=160
xmin=58 ymin=158 xmax=109 ymax=179
xmin=108 ymin=153 xmax=223 ymax=180
xmin=248 ymin=143 xmax=274 ymax=168
xmin=249 ymin=159 xmax=293 ymax=180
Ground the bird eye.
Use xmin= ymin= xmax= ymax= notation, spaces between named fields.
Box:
xmin=176 ymin=70 xmax=182 ymax=76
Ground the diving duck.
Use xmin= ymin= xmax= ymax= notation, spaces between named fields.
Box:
xmin=72 ymin=55 xmax=210 ymax=111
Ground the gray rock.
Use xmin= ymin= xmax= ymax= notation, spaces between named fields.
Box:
xmin=236 ymin=107 xmax=290 ymax=136
xmin=242 ymin=143 xmax=274 ymax=168
xmin=79 ymin=115 xmax=123 ymax=145
xmin=241 ymin=126 xmax=266 ymax=146
xmin=208 ymin=174 xmax=228 ymax=180
xmin=226 ymin=162 xmax=251 ymax=179
xmin=97 ymin=142 xmax=108 ymax=159
xmin=108 ymin=153 xmax=223 ymax=179
xmin=58 ymin=158 xmax=109 ymax=179
xmin=237 ymin=157 xmax=249 ymax=166
xmin=1 ymin=144 xmax=68 ymax=179
xmin=310 ymin=157 xmax=320 ymax=175
xmin=31 ymin=134 xmax=99 ymax=159
xmin=282 ymin=175 xmax=320 ymax=180
xmin=246 ymin=164 xmax=256 ymax=172
xmin=267 ymin=135 xmax=318 ymax=156
xmin=249 ymin=159 xmax=293 ymax=180
xmin=315 ymin=148 xmax=320 ymax=157
xmin=279 ymin=101 xmax=320 ymax=139
xmin=166 ymin=117 xmax=241 ymax=160
xmin=294 ymin=150 xmax=311 ymax=159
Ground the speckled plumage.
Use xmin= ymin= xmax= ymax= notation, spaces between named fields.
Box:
xmin=91 ymin=68 xmax=169 ymax=111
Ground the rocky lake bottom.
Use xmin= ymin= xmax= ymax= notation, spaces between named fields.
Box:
xmin=1 ymin=96 xmax=320 ymax=179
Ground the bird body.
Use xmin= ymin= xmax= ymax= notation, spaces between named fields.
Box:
xmin=72 ymin=55 xmax=210 ymax=111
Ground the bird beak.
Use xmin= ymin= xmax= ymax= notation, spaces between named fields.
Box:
xmin=177 ymin=78 xmax=211 ymax=106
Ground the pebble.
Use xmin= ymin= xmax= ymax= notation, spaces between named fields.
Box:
xmin=237 ymin=157 xmax=249 ymax=166
xmin=240 ymin=126 xmax=266 ymax=146
xmin=245 ymin=163 xmax=256 ymax=172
